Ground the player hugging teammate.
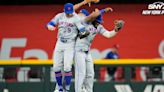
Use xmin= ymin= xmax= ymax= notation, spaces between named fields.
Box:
xmin=46 ymin=0 xmax=124 ymax=92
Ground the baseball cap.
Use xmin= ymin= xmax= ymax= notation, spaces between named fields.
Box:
xmin=96 ymin=15 xmax=103 ymax=23
xmin=64 ymin=3 xmax=74 ymax=14
xmin=80 ymin=9 xmax=90 ymax=16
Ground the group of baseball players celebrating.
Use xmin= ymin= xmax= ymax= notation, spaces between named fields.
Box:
xmin=46 ymin=0 xmax=124 ymax=92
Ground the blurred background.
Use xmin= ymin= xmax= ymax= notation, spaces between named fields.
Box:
xmin=0 ymin=0 xmax=164 ymax=92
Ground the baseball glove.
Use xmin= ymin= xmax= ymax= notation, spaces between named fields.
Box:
xmin=114 ymin=20 xmax=124 ymax=32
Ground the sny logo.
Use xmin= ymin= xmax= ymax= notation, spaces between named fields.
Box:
xmin=148 ymin=2 xmax=164 ymax=9
xmin=142 ymin=1 xmax=164 ymax=15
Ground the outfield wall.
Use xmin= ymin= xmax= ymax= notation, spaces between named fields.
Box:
xmin=0 ymin=59 xmax=164 ymax=92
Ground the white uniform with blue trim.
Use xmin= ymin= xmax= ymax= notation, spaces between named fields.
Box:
xmin=75 ymin=16 xmax=111 ymax=92
xmin=75 ymin=17 xmax=106 ymax=92
xmin=49 ymin=12 xmax=85 ymax=72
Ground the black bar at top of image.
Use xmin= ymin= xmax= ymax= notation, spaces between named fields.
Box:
xmin=0 ymin=0 xmax=159 ymax=5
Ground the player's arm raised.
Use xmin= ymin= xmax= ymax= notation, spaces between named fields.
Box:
xmin=85 ymin=7 xmax=113 ymax=23
xmin=98 ymin=20 xmax=124 ymax=38
xmin=74 ymin=0 xmax=91 ymax=11
xmin=46 ymin=13 xmax=61 ymax=31
xmin=74 ymin=0 xmax=100 ymax=11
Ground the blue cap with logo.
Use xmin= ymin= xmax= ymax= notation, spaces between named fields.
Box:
xmin=64 ymin=3 xmax=74 ymax=14
xmin=80 ymin=9 xmax=90 ymax=16
xmin=96 ymin=14 xmax=103 ymax=23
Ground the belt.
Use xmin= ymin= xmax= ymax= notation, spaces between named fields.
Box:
xmin=79 ymin=49 xmax=89 ymax=54
xmin=59 ymin=38 xmax=75 ymax=43
xmin=84 ymin=51 xmax=89 ymax=54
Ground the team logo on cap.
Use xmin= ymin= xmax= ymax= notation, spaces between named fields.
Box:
xmin=68 ymin=7 xmax=71 ymax=10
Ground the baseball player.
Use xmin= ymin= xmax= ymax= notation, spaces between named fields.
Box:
xmin=46 ymin=3 xmax=87 ymax=92
xmin=52 ymin=1 xmax=104 ymax=92
xmin=74 ymin=8 xmax=124 ymax=92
